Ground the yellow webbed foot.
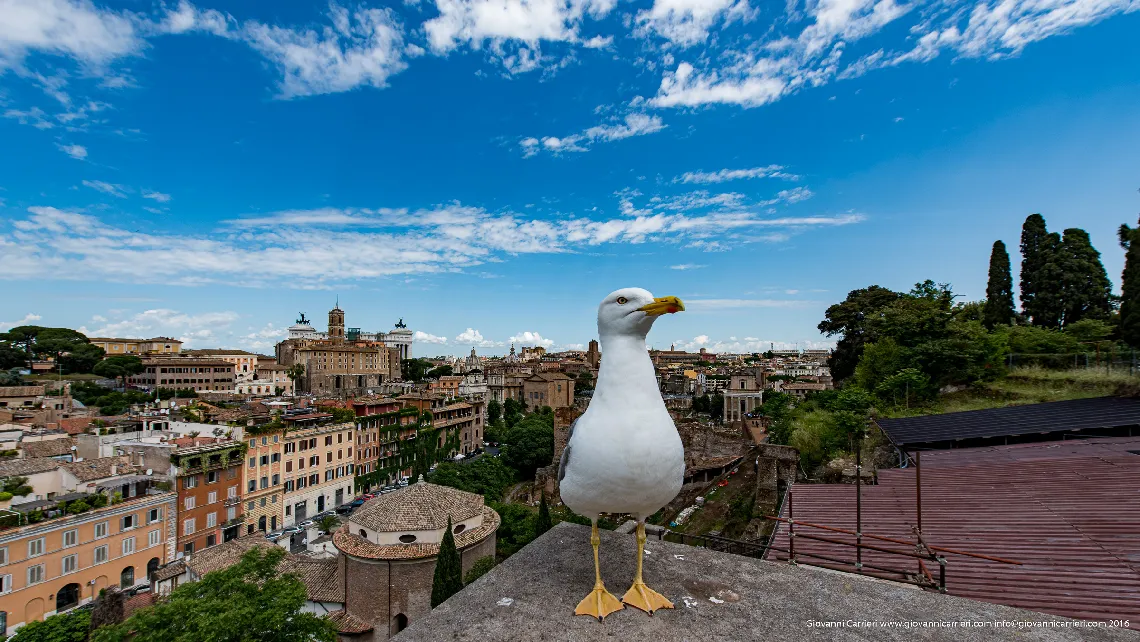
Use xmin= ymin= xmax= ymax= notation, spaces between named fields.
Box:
xmin=574 ymin=586 xmax=625 ymax=620
xmin=621 ymin=582 xmax=674 ymax=614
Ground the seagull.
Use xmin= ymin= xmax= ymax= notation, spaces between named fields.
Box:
xmin=559 ymin=287 xmax=686 ymax=620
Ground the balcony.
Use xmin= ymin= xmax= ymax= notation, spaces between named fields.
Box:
xmin=224 ymin=497 xmax=241 ymax=507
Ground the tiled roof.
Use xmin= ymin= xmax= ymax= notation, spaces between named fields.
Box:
xmin=350 ymin=480 xmax=483 ymax=532
xmin=185 ymin=536 xmax=272 ymax=577
xmin=335 ymin=505 xmax=500 ymax=561
xmin=184 ymin=349 xmax=258 ymax=356
xmin=21 ymin=438 xmax=76 ymax=459
xmin=152 ymin=559 xmax=186 ymax=581
xmin=326 ymin=609 xmax=374 ymax=634
xmin=183 ymin=536 xmax=343 ymax=603
xmin=123 ymin=591 xmax=156 ymax=616
xmin=61 ymin=456 xmax=137 ymax=482
xmin=0 ymin=386 xmax=45 ymax=397
xmin=58 ymin=418 xmax=93 ymax=435
xmin=0 ymin=457 xmax=62 ymax=476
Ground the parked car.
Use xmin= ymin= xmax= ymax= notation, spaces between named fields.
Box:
xmin=349 ymin=499 xmax=366 ymax=507
xmin=282 ymin=526 xmax=304 ymax=535
xmin=336 ymin=503 xmax=355 ymax=515
xmin=298 ymin=519 xmax=315 ymax=529
xmin=315 ymin=510 xmax=335 ymax=519
xmin=265 ymin=530 xmax=285 ymax=541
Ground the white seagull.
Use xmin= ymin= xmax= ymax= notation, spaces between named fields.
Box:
xmin=559 ymin=287 xmax=686 ymax=620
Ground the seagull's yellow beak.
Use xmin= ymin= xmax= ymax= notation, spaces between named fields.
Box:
xmin=638 ymin=296 xmax=685 ymax=316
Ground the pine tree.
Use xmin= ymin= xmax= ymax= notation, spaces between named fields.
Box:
xmin=1058 ymin=228 xmax=1113 ymax=327
xmin=431 ymin=516 xmax=464 ymax=608
xmin=1019 ymin=213 xmax=1048 ymax=321
xmin=983 ymin=240 xmax=1015 ymax=328
xmin=1019 ymin=214 xmax=1066 ymax=327
xmin=535 ymin=491 xmax=553 ymax=536
xmin=1119 ymin=219 xmax=1140 ymax=348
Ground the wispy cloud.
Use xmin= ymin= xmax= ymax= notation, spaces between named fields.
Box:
xmin=668 ymin=334 xmax=834 ymax=352
xmin=669 ymin=263 xmax=706 ymax=270
xmin=634 ymin=0 xmax=756 ymax=48
xmin=79 ymin=308 xmax=241 ymax=348
xmin=82 ymin=180 xmax=127 ymax=198
xmin=57 ymin=143 xmax=87 ymax=160
xmin=676 ymin=165 xmax=800 ymax=184
xmin=522 ymin=112 xmax=666 ymax=156
xmin=142 ymin=190 xmax=172 ymax=202
xmin=414 ymin=330 xmax=449 ymax=344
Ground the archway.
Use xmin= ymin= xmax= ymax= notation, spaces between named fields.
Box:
xmin=147 ymin=557 xmax=160 ymax=581
xmin=120 ymin=566 xmax=135 ymax=588
xmin=258 ymin=515 xmax=267 ymax=531
xmin=393 ymin=613 xmax=408 ymax=633
xmin=56 ymin=583 xmax=80 ymax=612
xmin=24 ymin=598 xmax=44 ymax=624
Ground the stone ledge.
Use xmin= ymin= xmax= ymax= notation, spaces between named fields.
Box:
xmin=394 ymin=523 xmax=1138 ymax=642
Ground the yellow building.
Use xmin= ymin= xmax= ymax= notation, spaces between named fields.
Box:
xmin=88 ymin=337 xmax=182 ymax=356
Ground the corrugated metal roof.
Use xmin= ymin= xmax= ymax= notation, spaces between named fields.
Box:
xmin=768 ymin=437 xmax=1140 ymax=628
xmin=876 ymin=396 xmax=1140 ymax=447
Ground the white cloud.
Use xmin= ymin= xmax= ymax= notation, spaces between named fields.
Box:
xmin=676 ymin=165 xmax=800 ymax=184
xmin=669 ymin=335 xmax=834 ymax=352
xmin=4 ymin=106 xmax=54 ymax=129
xmin=509 ymin=331 xmax=554 ymax=347
xmin=0 ymin=313 xmax=42 ymax=331
xmin=57 ymin=143 xmax=87 ymax=159
xmin=669 ymin=263 xmax=706 ymax=270
xmin=0 ymin=0 xmax=145 ymax=69
xmin=240 ymin=323 xmax=285 ymax=351
xmin=0 ymin=201 xmax=863 ymax=287
xmin=581 ymin=35 xmax=612 ymax=48
xmin=455 ymin=328 xmax=500 ymax=348
xmin=80 ymin=308 xmax=241 ymax=348
xmin=635 ymin=0 xmax=756 ymax=47
xmin=142 ymin=190 xmax=171 ymax=202
xmin=522 ymin=112 xmax=666 ymax=156
xmin=414 ymin=330 xmax=449 ymax=344
xmin=422 ymin=0 xmax=616 ymax=72
xmin=81 ymin=179 xmax=127 ymax=197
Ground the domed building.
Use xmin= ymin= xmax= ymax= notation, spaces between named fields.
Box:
xmin=330 ymin=478 xmax=500 ymax=640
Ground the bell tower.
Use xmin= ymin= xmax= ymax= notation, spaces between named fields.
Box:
xmin=328 ymin=300 xmax=345 ymax=342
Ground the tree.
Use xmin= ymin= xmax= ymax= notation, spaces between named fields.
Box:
xmin=500 ymin=415 xmax=554 ymax=479
xmin=502 ymin=397 xmax=523 ymax=428
xmin=34 ymin=328 xmax=91 ymax=367
xmin=463 ymin=556 xmax=496 ymax=585
xmin=93 ymin=355 xmax=144 ymax=388
xmin=1119 ymin=218 xmax=1140 ymax=348
xmin=285 ymin=364 xmax=305 ymax=394
xmin=425 ymin=365 xmax=453 ymax=379
xmin=1057 ymin=228 xmax=1113 ymax=327
xmin=10 ymin=608 xmax=91 ymax=642
xmin=329 ymin=407 xmax=357 ymax=423
xmin=317 ymin=515 xmax=340 ymax=535
xmin=983 ymin=240 xmax=1016 ymax=328
xmin=535 ymin=492 xmax=553 ymax=536
xmin=92 ymin=547 xmax=336 ymax=642
xmin=1020 ymin=215 xmax=1065 ymax=328
xmin=431 ymin=516 xmax=464 ymax=608
xmin=0 ymin=368 xmax=24 ymax=386
xmin=58 ymin=342 xmax=105 ymax=374
xmin=428 ymin=456 xmax=515 ymax=501
xmin=0 ymin=325 xmax=44 ymax=370
xmin=2 ymin=476 xmax=34 ymax=497
xmin=486 ymin=399 xmax=502 ymax=425
xmin=400 ymin=358 xmax=433 ymax=382
xmin=817 ymin=286 xmax=903 ymax=381
xmin=759 ymin=392 xmax=794 ymax=445
xmin=575 ymin=371 xmax=595 ymax=392
xmin=709 ymin=392 xmax=724 ymax=419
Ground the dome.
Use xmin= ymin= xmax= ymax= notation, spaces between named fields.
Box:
xmin=350 ymin=478 xmax=482 ymax=533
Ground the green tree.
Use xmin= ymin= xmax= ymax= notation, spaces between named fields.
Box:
xmin=329 ymin=407 xmax=357 ymax=423
xmin=0 ymin=343 xmax=26 ymax=370
xmin=463 ymin=556 xmax=496 ymax=584
xmin=854 ymin=337 xmax=915 ymax=391
xmin=317 ymin=515 xmax=340 ymax=535
xmin=0 ymin=325 xmax=45 ymax=370
xmin=709 ymin=392 xmax=724 ymax=419
xmin=400 ymin=358 xmax=433 ymax=382
xmin=983 ymin=240 xmax=1016 ymax=328
xmin=10 ymin=608 xmax=91 ymax=642
xmin=2 ymin=476 xmax=34 ymax=497
xmin=488 ymin=501 xmax=536 ymax=558
xmin=874 ymin=368 xmax=932 ymax=408
xmin=500 ymin=415 xmax=554 ymax=480
xmin=817 ymin=286 xmax=903 ymax=381
xmin=33 ymin=328 xmax=91 ymax=367
xmin=58 ymin=342 xmax=106 ymax=374
xmin=534 ymin=492 xmax=553 ymax=536
xmin=1020 ymin=215 xmax=1065 ymax=328
xmin=92 ymin=547 xmax=336 ymax=642
xmin=575 ymin=371 xmax=594 ymax=392
xmin=428 ymin=456 xmax=516 ymax=501
xmin=1063 ymin=318 xmax=1114 ymax=343
xmin=426 ymin=365 xmax=453 ymax=379
xmin=486 ymin=399 xmax=502 ymax=425
xmin=1058 ymin=228 xmax=1113 ymax=327
xmin=431 ymin=516 xmax=464 ymax=608
xmin=285 ymin=363 xmax=305 ymax=394
xmin=502 ymin=397 xmax=523 ymax=428
xmin=1119 ymin=218 xmax=1140 ymax=348
xmin=92 ymin=355 xmax=144 ymax=388
xmin=759 ymin=392 xmax=794 ymax=445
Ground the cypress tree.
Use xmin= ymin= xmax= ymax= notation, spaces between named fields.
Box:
xmin=431 ymin=516 xmax=464 ymax=608
xmin=983 ymin=240 xmax=1015 ymax=328
xmin=1019 ymin=214 xmax=1049 ymax=321
xmin=535 ymin=491 xmax=553 ymax=536
xmin=1019 ymin=214 xmax=1067 ymax=328
xmin=1119 ymin=220 xmax=1140 ymax=348
xmin=1058 ymin=228 xmax=1113 ymax=327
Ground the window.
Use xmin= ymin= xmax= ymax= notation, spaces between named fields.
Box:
xmin=347 ymin=463 xmax=354 ymax=474
xmin=208 ymin=491 xmax=217 ymax=504
xmin=271 ymin=453 xmax=280 ymax=463
xmin=0 ymin=547 xmax=6 ymax=566
xmin=261 ymin=437 xmax=268 ymax=446
xmin=259 ymin=497 xmax=266 ymax=507
xmin=207 ymin=534 xmax=216 ymax=547
xmin=249 ymin=439 xmax=255 ymax=448
xmin=207 ymin=512 xmax=217 ymax=528
xmin=398 ymin=534 xmax=417 ymax=543
xmin=28 ymin=538 xmax=44 ymax=558
xmin=227 ymin=506 xmax=236 ymax=521
xmin=121 ymin=514 xmax=136 ymax=531
xmin=183 ymin=519 xmax=195 ymax=535
xmin=337 ymin=449 xmax=342 ymax=459
xmin=326 ymin=452 xmax=332 ymax=463
xmin=273 ymin=435 xmax=279 ymax=443
xmin=285 ymin=443 xmax=295 ymax=454
xmin=310 ymin=456 xmax=319 ymax=467
xmin=183 ymin=475 xmax=197 ymax=489
xmin=148 ymin=508 xmax=162 ymax=523
xmin=63 ymin=529 xmax=78 ymax=548
xmin=92 ymin=544 xmax=108 ymax=565
xmin=183 ymin=543 xmax=194 ymax=555
xmin=260 ymin=455 xmax=269 ymax=466
xmin=325 ymin=436 xmax=333 ymax=446
xmin=227 ymin=486 xmax=237 ymax=499
xmin=285 ymin=505 xmax=291 ymax=516
xmin=284 ymin=480 xmax=294 ymax=492
xmin=62 ymin=554 xmax=78 ymax=574
xmin=249 ymin=457 xmax=256 ymax=468
xmin=149 ymin=530 xmax=161 ymax=547
xmin=95 ymin=522 xmax=108 ymax=539
xmin=325 ymin=470 xmax=333 ymax=481
xmin=184 ymin=496 xmax=196 ymax=510
xmin=248 ymin=480 xmax=256 ymax=492
xmin=309 ymin=473 xmax=319 ymax=485
xmin=272 ymin=474 xmax=279 ymax=485
xmin=260 ymin=476 xmax=268 ymax=489
xmin=122 ymin=537 xmax=136 ymax=555
xmin=27 ymin=564 xmax=44 ymax=585
xmin=207 ymin=471 xmax=218 ymax=484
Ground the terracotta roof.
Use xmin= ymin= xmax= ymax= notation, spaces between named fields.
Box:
xmin=183 ymin=536 xmax=343 ymax=603
xmin=21 ymin=438 xmax=76 ymax=459
xmin=60 ymin=456 xmax=137 ymax=482
xmin=525 ymin=372 xmax=571 ymax=381
xmin=0 ymin=457 xmax=62 ymax=476
xmin=350 ymin=480 xmax=483 ymax=532
xmin=123 ymin=591 xmax=156 ymax=616
xmin=58 ymin=418 xmax=93 ymax=435
xmin=185 ymin=536 xmax=274 ymax=577
xmin=152 ymin=559 xmax=186 ymax=581
xmin=335 ymin=505 xmax=500 ymax=561
xmin=326 ymin=609 xmax=374 ymax=634
xmin=0 ymin=386 xmax=45 ymax=397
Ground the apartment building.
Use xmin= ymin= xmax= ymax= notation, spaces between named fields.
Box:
xmin=170 ymin=442 xmax=245 ymax=556
xmin=0 ymin=492 xmax=176 ymax=634
xmin=243 ymin=429 xmax=284 ymax=534
xmin=281 ymin=422 xmax=355 ymax=525
xmin=128 ymin=357 xmax=236 ymax=393
xmin=398 ymin=394 xmax=484 ymax=456
xmin=88 ymin=337 xmax=182 ymax=355
xmin=352 ymin=401 xmax=420 ymax=488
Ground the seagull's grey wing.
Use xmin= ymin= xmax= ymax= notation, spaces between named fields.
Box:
xmin=557 ymin=417 xmax=578 ymax=483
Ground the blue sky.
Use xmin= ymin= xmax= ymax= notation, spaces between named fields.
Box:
xmin=2 ymin=0 xmax=1138 ymax=356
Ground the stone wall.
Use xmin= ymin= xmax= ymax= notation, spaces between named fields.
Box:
xmin=753 ymin=443 xmax=798 ymax=511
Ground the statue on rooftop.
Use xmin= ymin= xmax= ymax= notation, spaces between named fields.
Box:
xmin=297 ymin=313 xmax=309 ymax=325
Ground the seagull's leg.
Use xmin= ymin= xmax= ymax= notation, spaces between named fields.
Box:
xmin=573 ymin=519 xmax=624 ymax=620
xmin=621 ymin=520 xmax=674 ymax=614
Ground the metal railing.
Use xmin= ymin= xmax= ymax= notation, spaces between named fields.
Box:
xmin=662 ymin=530 xmax=769 ymax=558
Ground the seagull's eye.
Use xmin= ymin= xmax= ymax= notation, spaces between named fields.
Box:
xmin=616 ymin=296 xmax=629 ymax=305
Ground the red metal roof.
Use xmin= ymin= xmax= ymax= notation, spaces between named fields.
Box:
xmin=768 ymin=437 xmax=1140 ymax=628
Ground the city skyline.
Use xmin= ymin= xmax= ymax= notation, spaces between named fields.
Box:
xmin=3 ymin=0 xmax=1139 ymax=354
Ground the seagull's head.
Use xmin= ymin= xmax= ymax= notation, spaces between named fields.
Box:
xmin=597 ymin=287 xmax=685 ymax=338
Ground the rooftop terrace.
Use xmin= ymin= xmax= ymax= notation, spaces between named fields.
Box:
xmin=395 ymin=523 xmax=1136 ymax=642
